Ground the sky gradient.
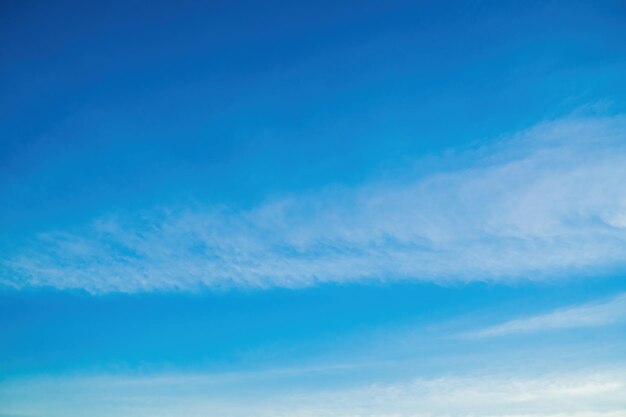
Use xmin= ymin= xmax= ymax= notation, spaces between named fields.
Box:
xmin=2 ymin=1 xmax=626 ymax=416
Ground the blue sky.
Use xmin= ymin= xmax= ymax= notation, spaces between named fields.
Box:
xmin=2 ymin=1 xmax=626 ymax=416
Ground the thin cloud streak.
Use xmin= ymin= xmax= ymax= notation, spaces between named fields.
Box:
xmin=465 ymin=293 xmax=626 ymax=338
xmin=2 ymin=115 xmax=626 ymax=293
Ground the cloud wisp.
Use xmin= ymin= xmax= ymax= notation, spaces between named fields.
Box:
xmin=2 ymin=115 xmax=626 ymax=293
xmin=465 ymin=292 xmax=626 ymax=339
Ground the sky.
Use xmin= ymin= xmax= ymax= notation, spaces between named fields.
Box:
xmin=1 ymin=0 xmax=626 ymax=416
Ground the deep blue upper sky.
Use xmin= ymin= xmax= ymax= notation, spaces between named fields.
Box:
xmin=2 ymin=0 xmax=626 ymax=239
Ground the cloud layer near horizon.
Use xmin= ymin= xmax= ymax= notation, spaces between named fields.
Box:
xmin=2 ymin=115 xmax=626 ymax=293
xmin=1 ymin=367 xmax=624 ymax=417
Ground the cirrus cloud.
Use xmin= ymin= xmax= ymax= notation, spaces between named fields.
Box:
xmin=2 ymin=115 xmax=626 ymax=293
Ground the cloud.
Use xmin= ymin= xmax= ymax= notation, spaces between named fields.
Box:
xmin=2 ymin=115 xmax=626 ymax=293
xmin=276 ymin=371 xmax=626 ymax=417
xmin=465 ymin=292 xmax=626 ymax=338
xmin=1 ymin=367 xmax=624 ymax=417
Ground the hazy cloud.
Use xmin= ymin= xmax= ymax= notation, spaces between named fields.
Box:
xmin=1 ymin=368 xmax=624 ymax=417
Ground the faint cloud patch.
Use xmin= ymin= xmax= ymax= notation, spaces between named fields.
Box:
xmin=463 ymin=292 xmax=626 ymax=339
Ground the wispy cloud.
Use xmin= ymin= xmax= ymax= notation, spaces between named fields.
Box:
xmin=1 ymin=368 xmax=624 ymax=417
xmin=276 ymin=370 xmax=626 ymax=417
xmin=2 ymin=115 xmax=626 ymax=293
xmin=465 ymin=293 xmax=626 ymax=338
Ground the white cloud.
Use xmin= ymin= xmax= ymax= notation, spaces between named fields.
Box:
xmin=2 ymin=115 xmax=626 ymax=293
xmin=1 ymin=368 xmax=624 ymax=417
xmin=465 ymin=293 xmax=626 ymax=338
xmin=277 ymin=371 xmax=626 ymax=417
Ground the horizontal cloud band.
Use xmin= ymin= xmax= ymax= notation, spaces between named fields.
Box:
xmin=2 ymin=115 xmax=626 ymax=293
